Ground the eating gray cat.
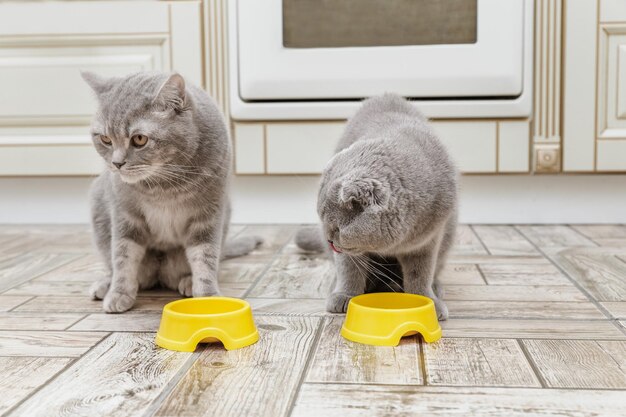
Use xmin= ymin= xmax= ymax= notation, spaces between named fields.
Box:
xmin=296 ymin=94 xmax=458 ymax=320
xmin=82 ymin=71 xmax=262 ymax=313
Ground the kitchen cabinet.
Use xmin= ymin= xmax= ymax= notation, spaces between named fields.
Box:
xmin=563 ymin=0 xmax=626 ymax=172
xmin=0 ymin=0 xmax=203 ymax=176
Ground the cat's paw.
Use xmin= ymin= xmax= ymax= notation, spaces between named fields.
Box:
xmin=89 ymin=279 xmax=110 ymax=300
xmin=191 ymin=279 xmax=221 ymax=298
xmin=177 ymin=275 xmax=193 ymax=297
xmin=434 ymin=299 xmax=449 ymax=321
xmin=326 ymin=292 xmax=353 ymax=313
xmin=103 ymin=291 xmax=135 ymax=313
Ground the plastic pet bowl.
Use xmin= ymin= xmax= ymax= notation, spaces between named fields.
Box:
xmin=341 ymin=293 xmax=442 ymax=346
xmin=155 ymin=297 xmax=259 ymax=352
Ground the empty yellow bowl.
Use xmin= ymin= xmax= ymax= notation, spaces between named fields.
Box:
xmin=341 ymin=293 xmax=442 ymax=346
xmin=155 ymin=297 xmax=259 ymax=352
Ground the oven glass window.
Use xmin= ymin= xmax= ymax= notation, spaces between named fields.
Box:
xmin=283 ymin=0 xmax=477 ymax=48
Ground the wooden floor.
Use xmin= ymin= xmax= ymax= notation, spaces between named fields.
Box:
xmin=0 ymin=224 xmax=625 ymax=417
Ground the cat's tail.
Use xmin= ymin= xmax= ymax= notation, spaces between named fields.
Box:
xmin=295 ymin=226 xmax=326 ymax=252
xmin=222 ymin=236 xmax=264 ymax=259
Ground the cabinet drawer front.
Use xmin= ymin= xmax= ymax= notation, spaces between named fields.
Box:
xmin=0 ymin=44 xmax=166 ymax=119
xmin=266 ymin=123 xmax=344 ymax=174
xmin=431 ymin=121 xmax=497 ymax=173
xmin=234 ymin=120 xmax=527 ymax=175
xmin=0 ymin=2 xmax=169 ymax=36
xmin=0 ymin=142 xmax=101 ymax=176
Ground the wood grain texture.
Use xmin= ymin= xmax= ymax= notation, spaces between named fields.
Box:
xmin=593 ymin=238 xmax=626 ymax=246
xmin=292 ymin=384 xmax=626 ymax=417
xmin=219 ymin=255 xmax=275 ymax=284
xmin=247 ymin=298 xmax=328 ymax=316
xmin=449 ymin=255 xmax=550 ymax=265
xmin=423 ymin=338 xmax=539 ymax=387
xmin=516 ymin=225 xmax=596 ymax=254
xmin=9 ymin=333 xmax=192 ymax=417
xmin=442 ymin=319 xmax=626 ymax=340
xmin=447 ymin=301 xmax=604 ymax=320
xmin=154 ymin=316 xmax=320 ymax=417
xmin=601 ymin=302 xmax=626 ymax=319
xmin=479 ymin=263 xmax=572 ymax=285
xmin=472 ymin=225 xmax=538 ymax=256
xmin=523 ymin=339 xmax=626 ymax=388
xmin=553 ymin=249 xmax=626 ymax=301
xmin=4 ymin=280 xmax=92 ymax=296
xmin=443 ymin=285 xmax=587 ymax=302
xmin=247 ymin=253 xmax=334 ymax=298
xmin=306 ymin=316 xmax=422 ymax=385
xmin=0 ymin=357 xmax=72 ymax=415
xmin=235 ymin=225 xmax=296 ymax=256
xmin=0 ymin=295 xmax=31 ymax=311
xmin=570 ymin=225 xmax=626 ymax=240
xmin=450 ymin=225 xmax=488 ymax=255
xmin=0 ymin=312 xmax=84 ymax=331
xmin=0 ymin=253 xmax=79 ymax=292
xmin=0 ymin=330 xmax=106 ymax=357
xmin=438 ymin=264 xmax=485 ymax=285
xmin=14 ymin=295 xmax=178 ymax=313
xmin=34 ymin=253 xmax=107 ymax=282
xmin=69 ymin=313 xmax=161 ymax=332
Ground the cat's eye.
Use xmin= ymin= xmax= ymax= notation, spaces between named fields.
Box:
xmin=131 ymin=134 xmax=149 ymax=148
xmin=99 ymin=135 xmax=112 ymax=145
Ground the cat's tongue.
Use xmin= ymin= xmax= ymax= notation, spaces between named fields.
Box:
xmin=329 ymin=241 xmax=343 ymax=253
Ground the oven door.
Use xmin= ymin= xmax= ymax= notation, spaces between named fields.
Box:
xmin=236 ymin=0 xmax=525 ymax=101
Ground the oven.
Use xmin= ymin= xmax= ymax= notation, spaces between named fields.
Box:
xmin=228 ymin=0 xmax=533 ymax=120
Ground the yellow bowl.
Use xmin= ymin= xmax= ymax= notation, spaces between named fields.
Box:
xmin=341 ymin=293 xmax=442 ymax=346
xmin=155 ymin=297 xmax=259 ymax=352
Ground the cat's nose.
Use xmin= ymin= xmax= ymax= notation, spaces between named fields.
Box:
xmin=112 ymin=161 xmax=126 ymax=169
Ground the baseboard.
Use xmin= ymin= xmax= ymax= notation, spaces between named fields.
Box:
xmin=1 ymin=175 xmax=625 ymax=224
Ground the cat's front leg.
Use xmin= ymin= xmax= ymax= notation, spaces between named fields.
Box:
xmin=185 ymin=224 xmax=222 ymax=297
xmin=398 ymin=246 xmax=449 ymax=321
xmin=326 ymin=254 xmax=366 ymax=313
xmin=103 ymin=236 xmax=146 ymax=313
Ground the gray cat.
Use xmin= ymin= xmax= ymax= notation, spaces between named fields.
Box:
xmin=296 ymin=94 xmax=458 ymax=320
xmin=82 ymin=71 xmax=262 ymax=313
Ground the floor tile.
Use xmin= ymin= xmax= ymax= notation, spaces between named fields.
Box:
xmin=0 ymin=330 xmax=107 ymax=357
xmin=0 ymin=357 xmax=73 ymax=415
xmin=523 ymin=339 xmax=626 ymax=389
xmin=423 ymin=338 xmax=539 ymax=387
xmin=154 ymin=316 xmax=320 ymax=417
xmin=306 ymin=316 xmax=422 ymax=385
xmin=292 ymin=385 xmax=626 ymax=417
xmin=472 ymin=225 xmax=538 ymax=256
xmin=441 ymin=319 xmax=626 ymax=340
xmin=8 ymin=333 xmax=192 ymax=417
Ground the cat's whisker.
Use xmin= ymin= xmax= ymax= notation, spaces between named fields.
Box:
xmin=350 ymin=255 xmax=398 ymax=293
xmin=365 ymin=256 xmax=404 ymax=285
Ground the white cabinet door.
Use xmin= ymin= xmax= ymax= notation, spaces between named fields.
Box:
xmin=0 ymin=1 xmax=203 ymax=176
xmin=563 ymin=0 xmax=626 ymax=172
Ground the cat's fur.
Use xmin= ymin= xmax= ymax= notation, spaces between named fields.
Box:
xmin=83 ymin=71 xmax=262 ymax=313
xmin=296 ymin=94 xmax=458 ymax=319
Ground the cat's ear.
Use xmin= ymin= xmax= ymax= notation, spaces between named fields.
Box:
xmin=339 ymin=178 xmax=390 ymax=208
xmin=81 ymin=71 xmax=117 ymax=96
xmin=154 ymin=73 xmax=187 ymax=112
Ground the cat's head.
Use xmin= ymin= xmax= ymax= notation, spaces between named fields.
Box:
xmin=317 ymin=174 xmax=398 ymax=254
xmin=82 ymin=71 xmax=198 ymax=184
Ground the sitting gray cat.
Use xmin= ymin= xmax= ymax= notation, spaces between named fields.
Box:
xmin=296 ymin=94 xmax=457 ymax=319
xmin=82 ymin=71 xmax=262 ymax=313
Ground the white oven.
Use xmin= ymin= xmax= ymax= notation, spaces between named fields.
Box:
xmin=228 ymin=0 xmax=533 ymax=120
